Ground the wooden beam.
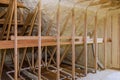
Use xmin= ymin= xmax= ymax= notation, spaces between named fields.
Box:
xmin=83 ymin=1 xmax=95 ymax=75
xmin=38 ymin=0 xmax=42 ymax=80
xmin=104 ymin=14 xmax=107 ymax=69
xmin=56 ymin=1 xmax=60 ymax=79
xmin=71 ymin=7 xmax=75 ymax=80
xmin=14 ymin=0 xmax=18 ymax=79
xmin=84 ymin=8 xmax=88 ymax=76
xmin=94 ymin=12 xmax=98 ymax=72
xmin=0 ymin=38 xmax=111 ymax=49
xmin=11 ymin=36 xmax=89 ymax=40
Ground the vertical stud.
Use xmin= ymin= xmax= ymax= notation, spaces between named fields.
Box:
xmin=14 ymin=0 xmax=18 ymax=79
xmin=38 ymin=0 xmax=42 ymax=80
xmin=84 ymin=9 xmax=88 ymax=75
xmin=104 ymin=14 xmax=107 ymax=69
xmin=94 ymin=12 xmax=98 ymax=72
xmin=72 ymin=7 xmax=75 ymax=80
xmin=56 ymin=0 xmax=61 ymax=80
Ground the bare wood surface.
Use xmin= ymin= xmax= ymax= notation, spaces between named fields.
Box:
xmin=14 ymin=0 xmax=18 ymax=79
xmin=56 ymin=1 xmax=60 ymax=79
xmin=38 ymin=0 xmax=42 ymax=79
xmin=71 ymin=7 xmax=75 ymax=80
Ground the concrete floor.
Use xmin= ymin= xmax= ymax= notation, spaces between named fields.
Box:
xmin=78 ymin=69 xmax=120 ymax=80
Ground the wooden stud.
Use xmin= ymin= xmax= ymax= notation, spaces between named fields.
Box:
xmin=104 ymin=14 xmax=107 ymax=69
xmin=56 ymin=1 xmax=60 ymax=79
xmin=38 ymin=0 xmax=42 ymax=80
xmin=83 ymin=1 xmax=95 ymax=75
xmin=111 ymin=15 xmax=113 ymax=67
xmin=14 ymin=0 xmax=18 ymax=79
xmin=94 ymin=12 xmax=98 ymax=72
xmin=118 ymin=14 xmax=120 ymax=67
xmin=84 ymin=8 xmax=88 ymax=75
xmin=71 ymin=7 xmax=75 ymax=80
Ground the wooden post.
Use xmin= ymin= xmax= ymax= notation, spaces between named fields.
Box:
xmin=72 ymin=7 xmax=75 ymax=80
xmin=84 ymin=9 xmax=88 ymax=75
xmin=83 ymin=1 xmax=94 ymax=75
xmin=38 ymin=0 xmax=42 ymax=80
xmin=14 ymin=0 xmax=18 ymax=79
xmin=110 ymin=15 xmax=113 ymax=67
xmin=56 ymin=1 xmax=60 ymax=79
xmin=104 ymin=13 xmax=107 ymax=69
xmin=119 ymin=14 xmax=120 ymax=68
xmin=94 ymin=12 xmax=98 ymax=72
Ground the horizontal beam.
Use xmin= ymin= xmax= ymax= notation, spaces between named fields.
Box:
xmin=11 ymin=36 xmax=90 ymax=40
xmin=0 ymin=36 xmax=112 ymax=49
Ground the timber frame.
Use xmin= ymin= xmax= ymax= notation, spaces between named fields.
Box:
xmin=1 ymin=0 xmax=120 ymax=80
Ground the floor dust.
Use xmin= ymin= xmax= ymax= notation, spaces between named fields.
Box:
xmin=78 ymin=69 xmax=120 ymax=80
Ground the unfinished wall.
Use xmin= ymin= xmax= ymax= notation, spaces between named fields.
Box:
xmin=40 ymin=0 xmax=120 ymax=69
xmin=0 ymin=0 xmax=120 ymax=69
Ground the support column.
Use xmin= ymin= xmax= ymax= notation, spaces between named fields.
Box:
xmin=104 ymin=14 xmax=107 ymax=69
xmin=14 ymin=0 xmax=18 ymax=79
xmin=56 ymin=0 xmax=61 ymax=80
xmin=38 ymin=0 xmax=42 ymax=80
xmin=94 ymin=12 xmax=98 ymax=72
xmin=72 ymin=7 xmax=75 ymax=80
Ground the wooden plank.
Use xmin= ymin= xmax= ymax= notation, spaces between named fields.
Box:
xmin=104 ymin=14 xmax=107 ymax=69
xmin=84 ymin=8 xmax=88 ymax=75
xmin=0 ymin=38 xmax=111 ymax=49
xmin=110 ymin=15 xmax=113 ymax=67
xmin=14 ymin=0 xmax=18 ymax=79
xmin=38 ymin=0 xmax=42 ymax=80
xmin=11 ymin=36 xmax=89 ymax=40
xmin=71 ymin=7 xmax=75 ymax=80
xmin=56 ymin=1 xmax=60 ymax=79
xmin=83 ymin=1 xmax=94 ymax=75
xmin=94 ymin=12 xmax=98 ymax=72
